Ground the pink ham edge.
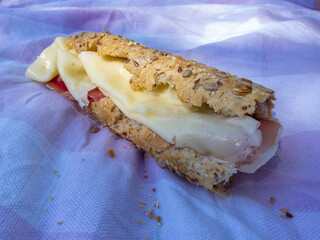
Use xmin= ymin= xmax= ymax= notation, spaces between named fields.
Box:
xmin=46 ymin=75 xmax=106 ymax=102
xmin=238 ymin=119 xmax=283 ymax=173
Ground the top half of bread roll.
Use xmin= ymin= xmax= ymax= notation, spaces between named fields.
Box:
xmin=66 ymin=30 xmax=275 ymax=118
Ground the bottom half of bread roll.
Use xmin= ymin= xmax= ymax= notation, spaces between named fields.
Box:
xmin=88 ymin=96 xmax=236 ymax=194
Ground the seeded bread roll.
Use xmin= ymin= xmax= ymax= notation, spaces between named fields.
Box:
xmin=88 ymin=96 xmax=236 ymax=194
xmin=66 ymin=31 xmax=275 ymax=118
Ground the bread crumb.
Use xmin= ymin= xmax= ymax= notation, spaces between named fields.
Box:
xmin=81 ymin=158 xmax=85 ymax=161
xmin=91 ymin=127 xmax=100 ymax=133
xmin=270 ymin=197 xmax=275 ymax=204
xmin=280 ymin=208 xmax=288 ymax=213
xmin=42 ymin=208 xmax=46 ymax=212
xmin=144 ymin=175 xmax=148 ymax=178
xmin=138 ymin=201 xmax=146 ymax=208
xmin=149 ymin=212 xmax=154 ymax=219
xmin=152 ymin=188 xmax=156 ymax=192
xmin=54 ymin=169 xmax=58 ymax=173
xmin=108 ymin=149 xmax=115 ymax=157
xmin=56 ymin=174 xmax=61 ymax=177
xmin=286 ymin=212 xmax=294 ymax=218
xmin=144 ymin=169 xmax=147 ymax=173
xmin=48 ymin=196 xmax=53 ymax=200
xmin=57 ymin=221 xmax=63 ymax=225
xmin=137 ymin=220 xmax=142 ymax=224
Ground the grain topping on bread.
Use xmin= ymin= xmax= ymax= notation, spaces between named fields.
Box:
xmin=66 ymin=31 xmax=275 ymax=118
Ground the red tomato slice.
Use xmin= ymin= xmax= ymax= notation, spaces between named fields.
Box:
xmin=46 ymin=75 xmax=69 ymax=93
xmin=88 ymin=88 xmax=106 ymax=102
xmin=46 ymin=75 xmax=105 ymax=102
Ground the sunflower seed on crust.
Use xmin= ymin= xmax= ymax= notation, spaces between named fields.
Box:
xmin=203 ymin=83 xmax=218 ymax=91
xmin=183 ymin=69 xmax=192 ymax=78
xmin=232 ymin=84 xmax=252 ymax=95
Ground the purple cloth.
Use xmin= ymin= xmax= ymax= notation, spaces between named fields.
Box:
xmin=1 ymin=1 xmax=320 ymax=239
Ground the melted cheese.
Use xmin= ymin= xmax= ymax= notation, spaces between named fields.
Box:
xmin=25 ymin=37 xmax=277 ymax=173
xmin=56 ymin=49 xmax=96 ymax=107
xmin=25 ymin=37 xmax=67 ymax=82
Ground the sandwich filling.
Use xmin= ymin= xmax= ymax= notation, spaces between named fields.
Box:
xmin=25 ymin=37 xmax=282 ymax=174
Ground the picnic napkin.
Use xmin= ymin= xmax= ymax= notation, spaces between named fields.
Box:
xmin=1 ymin=0 xmax=320 ymax=239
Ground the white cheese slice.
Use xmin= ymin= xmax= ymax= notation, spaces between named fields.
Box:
xmin=56 ymin=49 xmax=96 ymax=107
xmin=25 ymin=37 xmax=67 ymax=82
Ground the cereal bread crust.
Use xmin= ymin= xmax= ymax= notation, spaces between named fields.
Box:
xmin=66 ymin=31 xmax=275 ymax=118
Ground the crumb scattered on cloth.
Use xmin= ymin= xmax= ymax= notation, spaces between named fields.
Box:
xmin=0 ymin=0 xmax=320 ymax=239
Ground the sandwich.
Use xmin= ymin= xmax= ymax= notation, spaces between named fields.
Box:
xmin=25 ymin=31 xmax=282 ymax=194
